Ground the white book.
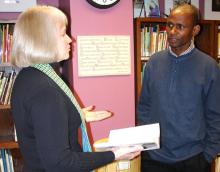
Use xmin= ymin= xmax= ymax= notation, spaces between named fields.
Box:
xmin=4 ymin=150 xmax=10 ymax=172
xmin=3 ymin=72 xmax=13 ymax=105
xmin=14 ymin=125 xmax=17 ymax=142
xmin=6 ymin=150 xmax=14 ymax=172
xmin=0 ymin=72 xmax=5 ymax=98
xmin=94 ymin=123 xmax=160 ymax=151
xmin=0 ymin=151 xmax=4 ymax=172
xmin=0 ymin=150 xmax=7 ymax=172
xmin=7 ymin=71 xmax=17 ymax=105
xmin=0 ymin=75 xmax=8 ymax=103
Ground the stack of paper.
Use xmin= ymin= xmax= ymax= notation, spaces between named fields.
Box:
xmin=94 ymin=123 xmax=160 ymax=151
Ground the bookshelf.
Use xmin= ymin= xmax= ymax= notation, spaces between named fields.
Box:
xmin=0 ymin=105 xmax=23 ymax=172
xmin=0 ymin=21 xmax=22 ymax=172
xmin=134 ymin=17 xmax=167 ymax=102
xmin=134 ymin=17 xmax=219 ymax=172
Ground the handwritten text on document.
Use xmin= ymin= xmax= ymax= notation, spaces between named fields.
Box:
xmin=77 ymin=35 xmax=131 ymax=77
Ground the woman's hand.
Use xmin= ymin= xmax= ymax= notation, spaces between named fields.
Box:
xmin=82 ymin=105 xmax=112 ymax=122
xmin=111 ymin=145 xmax=143 ymax=160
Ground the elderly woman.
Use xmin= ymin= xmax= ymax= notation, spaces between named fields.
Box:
xmin=11 ymin=5 xmax=142 ymax=172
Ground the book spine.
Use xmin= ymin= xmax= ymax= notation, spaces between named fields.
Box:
xmin=0 ymin=149 xmax=7 ymax=172
xmin=6 ymin=150 xmax=14 ymax=172
xmin=3 ymin=72 xmax=13 ymax=105
xmin=4 ymin=150 xmax=10 ymax=172
xmin=0 ymin=150 xmax=4 ymax=172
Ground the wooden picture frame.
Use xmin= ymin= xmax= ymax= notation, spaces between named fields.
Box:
xmin=133 ymin=0 xmax=145 ymax=17
xmin=204 ymin=0 xmax=220 ymax=19
xmin=0 ymin=0 xmax=36 ymax=12
xmin=212 ymin=0 xmax=220 ymax=12
xmin=144 ymin=0 xmax=160 ymax=17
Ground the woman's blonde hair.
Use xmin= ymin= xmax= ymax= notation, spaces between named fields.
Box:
xmin=11 ymin=5 xmax=68 ymax=67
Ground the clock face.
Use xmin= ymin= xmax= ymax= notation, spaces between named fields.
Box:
xmin=87 ymin=0 xmax=120 ymax=9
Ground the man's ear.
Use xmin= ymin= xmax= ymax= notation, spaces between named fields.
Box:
xmin=193 ymin=24 xmax=200 ymax=37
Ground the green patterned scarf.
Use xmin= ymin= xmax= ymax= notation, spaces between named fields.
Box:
xmin=33 ymin=63 xmax=92 ymax=152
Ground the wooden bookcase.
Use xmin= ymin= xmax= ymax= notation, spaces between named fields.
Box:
xmin=0 ymin=21 xmax=23 ymax=172
xmin=134 ymin=17 xmax=219 ymax=172
xmin=134 ymin=17 xmax=167 ymax=102
xmin=0 ymin=105 xmax=23 ymax=172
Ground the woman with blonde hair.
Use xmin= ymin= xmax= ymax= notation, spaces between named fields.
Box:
xmin=11 ymin=5 xmax=142 ymax=172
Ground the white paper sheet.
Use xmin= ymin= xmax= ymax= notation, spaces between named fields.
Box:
xmin=94 ymin=123 xmax=160 ymax=151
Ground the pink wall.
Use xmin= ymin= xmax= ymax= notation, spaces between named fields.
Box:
xmin=70 ymin=0 xmax=135 ymax=142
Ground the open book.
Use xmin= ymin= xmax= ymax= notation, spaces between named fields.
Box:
xmin=94 ymin=123 xmax=160 ymax=151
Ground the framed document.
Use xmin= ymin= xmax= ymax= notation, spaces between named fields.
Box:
xmin=0 ymin=0 xmax=36 ymax=12
xmin=204 ymin=0 xmax=220 ymax=20
xmin=144 ymin=0 xmax=160 ymax=17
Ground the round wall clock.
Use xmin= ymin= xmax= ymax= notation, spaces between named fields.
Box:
xmin=86 ymin=0 xmax=120 ymax=9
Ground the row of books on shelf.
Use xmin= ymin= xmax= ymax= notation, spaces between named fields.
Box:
xmin=141 ymin=24 xmax=168 ymax=60
xmin=0 ymin=71 xmax=17 ymax=105
xmin=0 ymin=24 xmax=14 ymax=64
xmin=0 ymin=149 xmax=14 ymax=172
